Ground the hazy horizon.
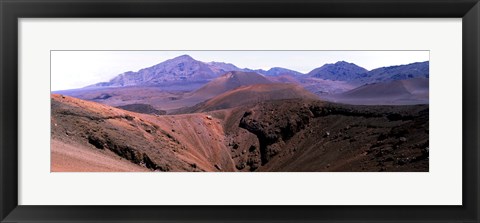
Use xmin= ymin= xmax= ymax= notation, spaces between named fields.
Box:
xmin=51 ymin=51 xmax=429 ymax=91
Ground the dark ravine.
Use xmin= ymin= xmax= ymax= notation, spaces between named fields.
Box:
xmin=239 ymin=105 xmax=313 ymax=165
xmin=237 ymin=99 xmax=429 ymax=171
xmin=86 ymin=133 xmax=161 ymax=170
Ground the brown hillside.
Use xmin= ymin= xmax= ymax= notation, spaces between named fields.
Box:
xmin=328 ymin=78 xmax=429 ymax=105
xmin=51 ymin=94 xmax=235 ymax=172
xmin=190 ymin=71 xmax=272 ymax=99
xmin=202 ymin=83 xmax=318 ymax=111
xmin=176 ymin=83 xmax=319 ymax=113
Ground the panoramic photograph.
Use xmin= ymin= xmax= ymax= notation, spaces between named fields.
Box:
xmin=51 ymin=51 xmax=429 ymax=172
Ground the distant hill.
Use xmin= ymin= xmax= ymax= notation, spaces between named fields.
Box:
xmin=206 ymin=61 xmax=244 ymax=74
xmin=177 ymin=83 xmax=319 ymax=113
xmin=356 ymin=61 xmax=429 ymax=84
xmin=138 ymin=71 xmax=275 ymax=113
xmin=307 ymin=61 xmax=368 ymax=81
xmin=251 ymin=67 xmax=303 ymax=76
xmin=267 ymin=74 xmax=301 ymax=84
xmin=326 ymin=78 xmax=429 ymax=105
xmin=190 ymin=71 xmax=272 ymax=99
xmin=307 ymin=61 xmax=429 ymax=85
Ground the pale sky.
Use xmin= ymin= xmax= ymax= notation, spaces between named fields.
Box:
xmin=51 ymin=51 xmax=429 ymax=91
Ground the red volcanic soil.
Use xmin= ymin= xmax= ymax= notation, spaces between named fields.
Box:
xmin=51 ymin=93 xmax=429 ymax=172
xmin=191 ymin=71 xmax=272 ymax=99
xmin=175 ymin=83 xmax=319 ymax=114
xmin=163 ymin=71 xmax=274 ymax=112
xmin=51 ymin=140 xmax=149 ymax=172
xmin=51 ymin=94 xmax=235 ymax=172
xmin=326 ymin=78 xmax=429 ymax=105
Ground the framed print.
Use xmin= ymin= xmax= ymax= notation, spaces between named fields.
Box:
xmin=1 ymin=0 xmax=479 ymax=222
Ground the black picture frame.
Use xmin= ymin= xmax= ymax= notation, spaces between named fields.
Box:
xmin=1 ymin=0 xmax=479 ymax=222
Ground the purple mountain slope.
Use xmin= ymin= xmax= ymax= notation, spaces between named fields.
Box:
xmin=356 ymin=61 xmax=429 ymax=84
xmin=89 ymin=55 xmax=221 ymax=87
xmin=307 ymin=61 xmax=429 ymax=84
xmin=307 ymin=61 xmax=368 ymax=81
xmin=87 ymin=55 xmax=303 ymax=88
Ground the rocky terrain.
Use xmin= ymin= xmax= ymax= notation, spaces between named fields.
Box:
xmin=51 ymin=94 xmax=235 ymax=172
xmin=236 ymin=100 xmax=428 ymax=171
xmin=52 ymin=94 xmax=428 ymax=172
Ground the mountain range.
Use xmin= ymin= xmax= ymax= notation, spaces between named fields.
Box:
xmin=89 ymin=55 xmax=304 ymax=88
xmin=87 ymin=54 xmax=429 ymax=88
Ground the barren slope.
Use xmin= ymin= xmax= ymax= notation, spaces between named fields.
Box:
xmin=189 ymin=71 xmax=272 ymax=99
xmin=51 ymin=140 xmax=149 ymax=172
xmin=326 ymin=78 xmax=429 ymax=105
xmin=178 ymin=83 xmax=319 ymax=113
xmin=51 ymin=94 xmax=235 ymax=172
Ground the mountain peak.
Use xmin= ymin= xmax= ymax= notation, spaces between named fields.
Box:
xmin=170 ymin=54 xmax=195 ymax=61
xmin=326 ymin=60 xmax=363 ymax=67
xmin=308 ymin=61 xmax=368 ymax=81
xmin=335 ymin=60 xmax=349 ymax=64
